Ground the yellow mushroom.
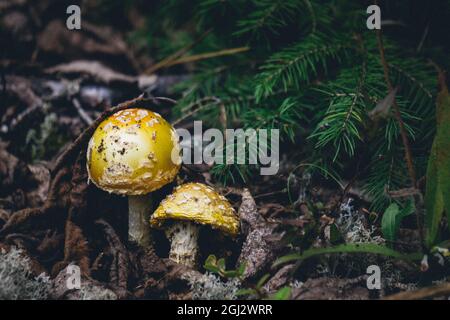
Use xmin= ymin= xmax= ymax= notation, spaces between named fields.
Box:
xmin=87 ymin=108 xmax=181 ymax=247
xmin=150 ymin=182 xmax=239 ymax=267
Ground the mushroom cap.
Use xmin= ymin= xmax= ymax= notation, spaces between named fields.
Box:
xmin=150 ymin=182 xmax=240 ymax=236
xmin=87 ymin=108 xmax=181 ymax=195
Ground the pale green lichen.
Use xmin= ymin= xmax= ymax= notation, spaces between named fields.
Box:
xmin=184 ymin=272 xmax=241 ymax=300
xmin=336 ymin=199 xmax=384 ymax=245
xmin=0 ymin=248 xmax=51 ymax=300
xmin=78 ymin=284 xmax=117 ymax=300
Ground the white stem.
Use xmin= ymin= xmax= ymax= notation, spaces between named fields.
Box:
xmin=165 ymin=221 xmax=200 ymax=268
xmin=128 ymin=194 xmax=152 ymax=247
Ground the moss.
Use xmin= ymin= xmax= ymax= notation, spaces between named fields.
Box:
xmin=23 ymin=112 xmax=68 ymax=162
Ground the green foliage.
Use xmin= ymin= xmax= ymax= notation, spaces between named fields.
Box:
xmin=381 ymin=200 xmax=415 ymax=243
xmin=204 ymin=255 xmax=246 ymax=278
xmin=268 ymin=286 xmax=292 ymax=300
xmin=233 ymin=0 xmax=301 ymax=40
xmin=273 ymin=243 xmax=422 ymax=267
xmin=235 ymin=273 xmax=270 ymax=298
xmin=136 ymin=0 xmax=444 ymax=213
xmin=425 ymin=86 xmax=450 ymax=248
xmin=309 ymin=92 xmax=365 ymax=160
xmin=203 ymin=255 xmax=278 ymax=299
xmin=254 ymin=34 xmax=352 ymax=101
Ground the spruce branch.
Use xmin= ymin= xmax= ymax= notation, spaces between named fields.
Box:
xmin=309 ymin=63 xmax=367 ymax=161
xmin=254 ymin=34 xmax=352 ymax=100
xmin=233 ymin=0 xmax=300 ymax=38
xmin=390 ymin=64 xmax=433 ymax=100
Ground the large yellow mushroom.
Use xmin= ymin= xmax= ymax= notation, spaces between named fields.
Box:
xmin=150 ymin=182 xmax=239 ymax=267
xmin=87 ymin=108 xmax=181 ymax=247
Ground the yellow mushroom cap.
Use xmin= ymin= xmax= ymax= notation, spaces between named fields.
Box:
xmin=150 ymin=182 xmax=240 ymax=236
xmin=87 ymin=108 xmax=181 ymax=195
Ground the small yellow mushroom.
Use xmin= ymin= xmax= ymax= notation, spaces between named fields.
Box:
xmin=150 ymin=182 xmax=239 ymax=267
xmin=87 ymin=108 xmax=181 ymax=247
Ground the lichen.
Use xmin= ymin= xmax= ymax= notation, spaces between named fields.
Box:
xmin=184 ymin=272 xmax=241 ymax=300
xmin=0 ymin=248 xmax=51 ymax=300
xmin=336 ymin=199 xmax=385 ymax=245
xmin=78 ymin=284 xmax=117 ymax=300
xmin=316 ymin=198 xmax=387 ymax=278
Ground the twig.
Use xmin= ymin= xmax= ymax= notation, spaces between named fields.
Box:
xmin=253 ymin=189 xmax=287 ymax=199
xmin=384 ymin=282 xmax=450 ymax=300
xmin=387 ymin=187 xmax=421 ymax=198
xmin=417 ymin=23 xmax=430 ymax=53
xmin=172 ymin=96 xmax=221 ymax=126
xmin=173 ymin=94 xmax=257 ymax=127
xmin=374 ymin=14 xmax=425 ymax=250
xmin=148 ymin=96 xmax=178 ymax=105
xmin=145 ymin=29 xmax=213 ymax=74
xmin=72 ymin=98 xmax=93 ymax=125
xmin=375 ymin=27 xmax=417 ymax=187
xmin=160 ymin=47 xmax=250 ymax=70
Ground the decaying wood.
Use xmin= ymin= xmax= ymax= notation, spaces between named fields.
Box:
xmin=262 ymin=264 xmax=296 ymax=294
xmin=237 ymin=188 xmax=278 ymax=279
xmin=50 ymin=265 xmax=118 ymax=300
xmin=54 ymin=153 xmax=90 ymax=276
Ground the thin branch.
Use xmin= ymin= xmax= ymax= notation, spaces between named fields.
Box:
xmin=416 ymin=23 xmax=430 ymax=53
xmin=172 ymin=96 xmax=222 ymax=126
xmin=384 ymin=282 xmax=450 ymax=300
xmin=145 ymin=28 xmax=213 ymax=74
xmin=375 ymin=30 xmax=417 ymax=186
xmin=72 ymin=98 xmax=93 ymax=125
xmin=161 ymin=47 xmax=250 ymax=69
xmin=374 ymin=9 xmax=424 ymax=251
xmin=174 ymin=92 xmax=257 ymax=127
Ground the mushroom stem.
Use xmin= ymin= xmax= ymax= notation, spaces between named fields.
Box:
xmin=128 ymin=194 xmax=152 ymax=247
xmin=165 ymin=221 xmax=200 ymax=268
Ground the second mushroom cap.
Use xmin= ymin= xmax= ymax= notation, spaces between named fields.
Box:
xmin=150 ymin=182 xmax=239 ymax=236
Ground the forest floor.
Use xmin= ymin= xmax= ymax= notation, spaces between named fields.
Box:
xmin=0 ymin=0 xmax=449 ymax=300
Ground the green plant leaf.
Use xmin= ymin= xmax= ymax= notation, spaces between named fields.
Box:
xmin=221 ymin=270 xmax=238 ymax=278
xmin=235 ymin=288 xmax=257 ymax=297
xmin=205 ymin=254 xmax=217 ymax=266
xmin=329 ymin=223 xmax=344 ymax=244
xmin=217 ymin=258 xmax=226 ymax=271
xmin=381 ymin=200 xmax=415 ymax=243
xmin=268 ymin=286 xmax=291 ymax=300
xmin=204 ymin=254 xmax=219 ymax=273
xmin=273 ymin=243 xmax=422 ymax=267
xmin=256 ymin=273 xmax=271 ymax=289
xmin=425 ymin=85 xmax=450 ymax=248
xmin=237 ymin=262 xmax=246 ymax=277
